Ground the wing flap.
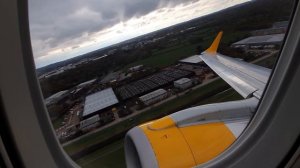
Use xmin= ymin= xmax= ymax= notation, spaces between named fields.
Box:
xmin=200 ymin=54 xmax=258 ymax=98
xmin=216 ymin=55 xmax=271 ymax=84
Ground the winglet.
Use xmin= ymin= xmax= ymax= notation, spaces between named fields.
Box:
xmin=205 ymin=31 xmax=223 ymax=54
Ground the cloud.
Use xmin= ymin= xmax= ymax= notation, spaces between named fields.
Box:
xmin=29 ymin=0 xmax=249 ymax=67
xmin=29 ymin=0 xmax=201 ymax=58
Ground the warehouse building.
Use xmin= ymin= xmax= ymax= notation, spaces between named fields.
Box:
xmin=231 ymin=34 xmax=284 ymax=50
xmin=45 ymin=90 xmax=69 ymax=106
xmin=77 ymin=79 xmax=96 ymax=88
xmin=174 ymin=78 xmax=193 ymax=90
xmin=139 ymin=89 xmax=168 ymax=106
xmin=45 ymin=90 xmax=71 ymax=120
xmin=251 ymin=21 xmax=288 ymax=36
xmin=129 ymin=65 xmax=144 ymax=72
xmin=82 ymin=88 xmax=119 ymax=120
xmin=79 ymin=115 xmax=100 ymax=131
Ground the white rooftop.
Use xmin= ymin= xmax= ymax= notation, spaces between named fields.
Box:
xmin=80 ymin=115 xmax=100 ymax=128
xmin=233 ymin=34 xmax=285 ymax=45
xmin=77 ymin=79 xmax=96 ymax=87
xmin=179 ymin=55 xmax=203 ymax=64
xmin=45 ymin=90 xmax=69 ymax=105
xmin=83 ymin=88 xmax=119 ymax=117
xmin=129 ymin=65 xmax=143 ymax=69
xmin=139 ymin=89 xmax=167 ymax=102
xmin=174 ymin=78 xmax=191 ymax=85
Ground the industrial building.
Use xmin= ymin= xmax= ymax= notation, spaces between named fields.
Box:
xmin=251 ymin=27 xmax=287 ymax=36
xmin=174 ymin=78 xmax=193 ymax=90
xmin=139 ymin=89 xmax=168 ymax=106
xmin=45 ymin=90 xmax=69 ymax=106
xmin=79 ymin=115 xmax=100 ymax=131
xmin=77 ymin=79 xmax=96 ymax=88
xmin=231 ymin=34 xmax=284 ymax=50
xmin=45 ymin=90 xmax=71 ymax=120
xmin=129 ymin=65 xmax=144 ymax=72
xmin=82 ymin=88 xmax=119 ymax=119
xmin=233 ymin=21 xmax=288 ymax=50
xmin=251 ymin=21 xmax=288 ymax=36
xmin=116 ymin=69 xmax=193 ymax=100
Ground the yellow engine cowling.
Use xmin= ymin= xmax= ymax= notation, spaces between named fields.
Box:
xmin=124 ymin=116 xmax=237 ymax=168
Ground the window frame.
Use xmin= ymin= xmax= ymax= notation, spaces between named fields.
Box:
xmin=0 ymin=1 xmax=77 ymax=167
xmin=0 ymin=0 xmax=300 ymax=167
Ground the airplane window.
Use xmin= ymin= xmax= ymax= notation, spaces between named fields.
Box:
xmin=28 ymin=0 xmax=295 ymax=167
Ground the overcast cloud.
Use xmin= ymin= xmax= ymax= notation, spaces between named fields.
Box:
xmin=29 ymin=0 xmax=248 ymax=67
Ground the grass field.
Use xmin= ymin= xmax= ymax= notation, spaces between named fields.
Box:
xmin=124 ymin=42 xmax=202 ymax=69
xmin=122 ymin=29 xmax=248 ymax=71
xmin=194 ymin=88 xmax=242 ymax=106
xmin=76 ymin=140 xmax=125 ymax=168
xmin=254 ymin=54 xmax=278 ymax=69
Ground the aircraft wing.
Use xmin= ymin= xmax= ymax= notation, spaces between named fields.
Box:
xmin=200 ymin=32 xmax=271 ymax=99
xmin=124 ymin=32 xmax=272 ymax=168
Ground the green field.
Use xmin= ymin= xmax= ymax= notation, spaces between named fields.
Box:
xmin=254 ymin=54 xmax=278 ymax=69
xmin=76 ymin=140 xmax=125 ymax=168
xmin=124 ymin=43 xmax=202 ymax=69
xmin=124 ymin=30 xmax=248 ymax=70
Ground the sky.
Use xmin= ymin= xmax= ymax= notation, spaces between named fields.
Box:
xmin=29 ymin=0 xmax=249 ymax=68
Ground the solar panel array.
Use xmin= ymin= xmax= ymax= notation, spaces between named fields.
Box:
xmin=116 ymin=69 xmax=192 ymax=100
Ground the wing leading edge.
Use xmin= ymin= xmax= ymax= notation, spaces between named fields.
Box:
xmin=200 ymin=31 xmax=271 ymax=99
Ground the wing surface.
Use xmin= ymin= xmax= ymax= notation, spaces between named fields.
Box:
xmin=200 ymin=32 xmax=271 ymax=99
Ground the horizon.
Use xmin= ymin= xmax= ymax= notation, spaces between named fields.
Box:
xmin=29 ymin=0 xmax=250 ymax=68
